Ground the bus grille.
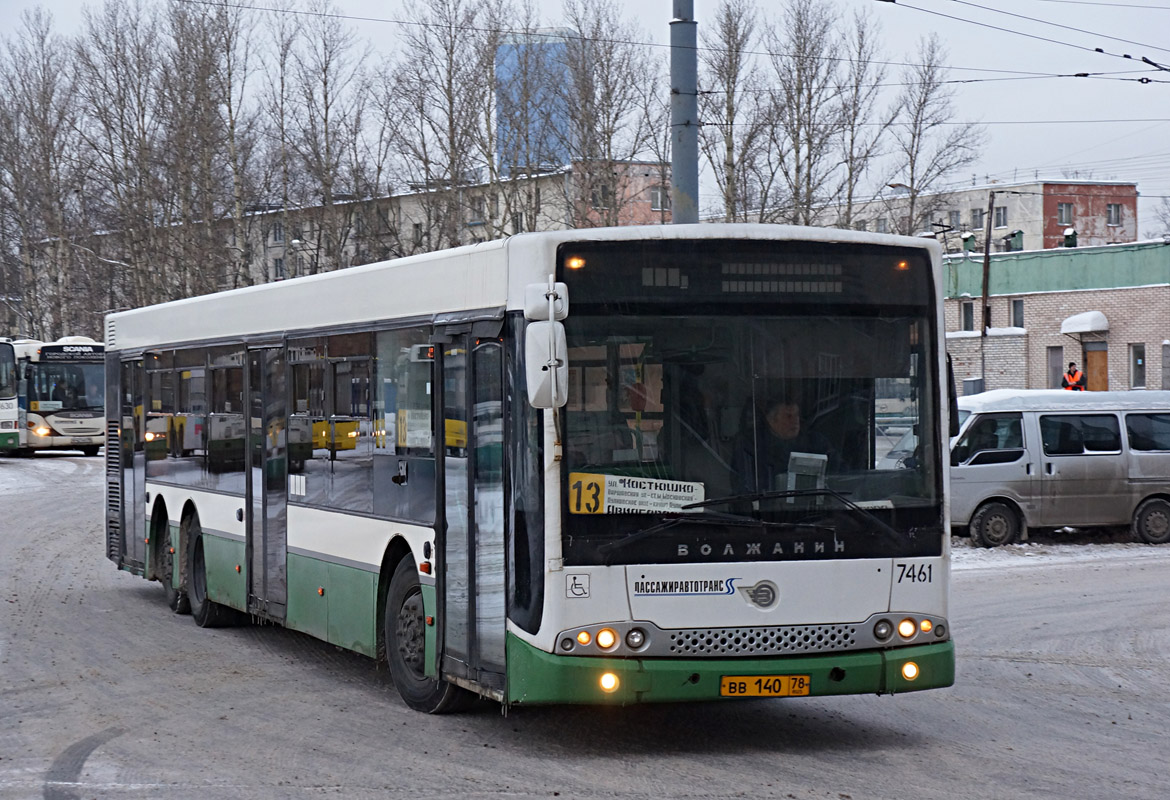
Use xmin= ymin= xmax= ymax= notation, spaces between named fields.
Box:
xmin=667 ymin=624 xmax=859 ymax=656
xmin=105 ymin=423 xmax=122 ymax=562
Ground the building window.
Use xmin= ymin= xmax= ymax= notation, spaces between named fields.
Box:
xmin=650 ymin=185 xmax=670 ymax=212
xmin=489 ymin=193 xmax=499 ymax=219
xmin=1011 ymin=298 xmax=1024 ymax=328
xmin=273 ymin=257 xmax=285 ymax=280
xmin=971 ymin=208 xmax=985 ymax=230
xmin=412 ymin=222 xmax=423 ymax=246
xmin=1131 ymin=343 xmax=1146 ymax=388
xmin=1107 ymin=203 xmax=1122 ymax=226
xmin=469 ymin=196 xmax=485 ymax=223
xmin=1057 ymin=202 xmax=1073 ymax=226
xmin=853 ymin=220 xmax=867 ymax=232
xmin=874 ymin=218 xmax=889 ymax=234
xmin=591 ymin=184 xmax=611 ymax=210
xmin=947 ymin=210 xmax=961 ymax=229
xmin=994 ymin=206 xmax=1008 ymax=228
xmin=272 ymin=221 xmax=284 ymax=243
xmin=512 ymin=212 xmax=523 ymax=233
xmin=534 ymin=187 xmax=541 ymax=215
xmin=960 ymin=301 xmax=974 ymax=332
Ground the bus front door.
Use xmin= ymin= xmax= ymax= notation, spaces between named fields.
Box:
xmin=439 ymin=334 xmax=506 ymax=694
xmin=247 ymin=347 xmax=288 ymax=620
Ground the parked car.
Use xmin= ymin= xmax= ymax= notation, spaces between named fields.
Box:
xmin=949 ymin=389 xmax=1170 ymax=547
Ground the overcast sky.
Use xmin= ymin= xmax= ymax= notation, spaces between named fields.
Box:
xmin=3 ymin=0 xmax=1168 ymax=231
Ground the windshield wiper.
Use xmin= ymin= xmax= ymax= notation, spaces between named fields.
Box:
xmin=596 ymin=511 xmax=834 ymax=563
xmin=687 ymin=488 xmax=904 ymax=541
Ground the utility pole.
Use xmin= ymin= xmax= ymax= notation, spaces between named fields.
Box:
xmin=670 ymin=0 xmax=699 ymax=224
xmin=979 ymin=189 xmax=995 ymax=390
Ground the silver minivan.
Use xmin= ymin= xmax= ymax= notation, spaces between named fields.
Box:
xmin=949 ymin=389 xmax=1170 ymax=547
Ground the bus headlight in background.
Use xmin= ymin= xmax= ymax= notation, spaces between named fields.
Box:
xmin=34 ymin=426 xmax=51 ymax=437
xmin=902 ymin=662 xmax=920 ymax=681
xmin=599 ymin=672 xmax=620 ymax=693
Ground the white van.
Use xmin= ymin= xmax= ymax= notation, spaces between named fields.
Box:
xmin=949 ymin=389 xmax=1170 ymax=547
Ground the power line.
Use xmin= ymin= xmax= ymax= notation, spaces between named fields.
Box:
xmin=945 ymin=0 xmax=1170 ymax=56
xmin=1028 ymin=0 xmax=1170 ymax=10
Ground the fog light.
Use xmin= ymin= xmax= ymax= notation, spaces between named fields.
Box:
xmin=873 ymin=619 xmax=893 ymax=640
xmin=898 ymin=618 xmax=917 ymax=639
xmin=920 ymin=619 xmax=933 ymax=633
xmin=599 ymin=672 xmax=619 ymax=693
xmin=596 ymin=628 xmax=617 ymax=650
xmin=625 ymin=628 xmax=646 ymax=648
xmin=576 ymin=631 xmax=592 ymax=646
xmin=902 ymin=661 xmax=920 ymax=681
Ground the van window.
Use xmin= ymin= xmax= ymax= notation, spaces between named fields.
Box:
xmin=1040 ymin=414 xmax=1121 ymax=456
xmin=1126 ymin=413 xmax=1170 ymax=451
xmin=952 ymin=413 xmax=1023 ymax=464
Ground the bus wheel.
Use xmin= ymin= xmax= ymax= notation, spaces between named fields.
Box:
xmin=1132 ymin=498 xmax=1170 ymax=545
xmin=384 ymin=558 xmax=473 ymax=714
xmin=970 ymin=502 xmax=1020 ymax=547
xmin=188 ymin=519 xmax=237 ymax=628
xmin=156 ymin=533 xmax=190 ymax=614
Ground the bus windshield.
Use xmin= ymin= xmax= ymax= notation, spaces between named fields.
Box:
xmin=556 ymin=240 xmax=942 ymax=565
xmin=29 ymin=362 xmax=105 ymax=411
xmin=0 ymin=344 xmax=15 ymax=398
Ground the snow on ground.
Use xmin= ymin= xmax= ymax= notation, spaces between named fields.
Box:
xmin=951 ymin=529 xmax=1170 ymax=570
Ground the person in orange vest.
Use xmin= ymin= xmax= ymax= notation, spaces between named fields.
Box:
xmin=1062 ymin=362 xmax=1086 ymax=391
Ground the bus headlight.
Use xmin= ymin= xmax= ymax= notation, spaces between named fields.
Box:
xmin=34 ymin=426 xmax=51 ymax=437
xmin=595 ymin=628 xmax=618 ymax=650
xmin=898 ymin=618 xmax=917 ymax=639
xmin=599 ymin=672 xmax=620 ymax=693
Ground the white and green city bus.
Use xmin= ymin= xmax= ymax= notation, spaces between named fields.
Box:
xmin=12 ymin=336 xmax=106 ymax=456
xmin=104 ymin=225 xmax=955 ymax=712
xmin=0 ymin=339 xmax=17 ymax=451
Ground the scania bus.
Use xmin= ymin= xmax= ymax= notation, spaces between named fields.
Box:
xmin=0 ymin=339 xmax=17 ymax=451
xmin=13 ymin=336 xmax=105 ymax=456
xmin=104 ymin=224 xmax=955 ymax=712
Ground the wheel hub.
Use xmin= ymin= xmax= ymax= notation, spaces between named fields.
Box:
xmin=395 ymin=591 xmax=426 ymax=677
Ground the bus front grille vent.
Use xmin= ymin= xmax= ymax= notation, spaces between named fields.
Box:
xmin=668 ymin=625 xmax=858 ymax=656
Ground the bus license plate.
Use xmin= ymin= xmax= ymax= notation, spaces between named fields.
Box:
xmin=70 ymin=438 xmax=91 ymax=444
xmin=720 ymin=675 xmax=811 ymax=697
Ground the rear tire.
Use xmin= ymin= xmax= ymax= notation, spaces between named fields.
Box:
xmin=187 ymin=517 xmax=238 ymax=628
xmin=155 ymin=523 xmax=190 ymax=614
xmin=81 ymin=445 xmax=100 ymax=457
xmin=970 ymin=501 xmax=1020 ymax=547
xmin=384 ymin=558 xmax=473 ymax=714
xmin=1133 ymin=498 xmax=1170 ymax=545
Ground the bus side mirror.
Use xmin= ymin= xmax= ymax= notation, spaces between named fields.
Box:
xmin=947 ymin=354 xmax=960 ymax=437
xmin=524 ymin=278 xmax=569 ymax=409
xmin=525 ymin=321 xmax=567 ymax=408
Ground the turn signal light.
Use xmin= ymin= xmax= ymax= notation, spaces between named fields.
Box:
xmin=920 ymin=619 xmax=933 ymax=633
xmin=576 ymin=631 xmax=592 ymax=646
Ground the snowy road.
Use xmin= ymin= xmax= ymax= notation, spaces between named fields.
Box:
xmin=2 ymin=453 xmax=1169 ymax=799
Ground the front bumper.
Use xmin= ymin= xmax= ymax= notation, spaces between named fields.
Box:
xmin=506 ymin=633 xmax=954 ymax=705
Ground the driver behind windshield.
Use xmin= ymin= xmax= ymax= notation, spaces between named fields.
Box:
xmin=733 ymin=389 xmax=833 ymax=493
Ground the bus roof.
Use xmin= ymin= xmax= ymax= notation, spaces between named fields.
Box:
xmin=105 ymin=224 xmax=942 ymax=353
xmin=958 ymin=388 xmax=1170 ymax=413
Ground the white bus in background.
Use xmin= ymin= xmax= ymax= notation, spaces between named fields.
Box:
xmin=0 ymin=339 xmax=16 ymax=451
xmin=12 ymin=336 xmax=106 ymax=456
xmin=104 ymin=224 xmax=955 ymax=713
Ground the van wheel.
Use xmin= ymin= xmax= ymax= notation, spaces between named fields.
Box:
xmin=970 ymin=502 xmax=1020 ymax=547
xmin=384 ymin=558 xmax=474 ymax=714
xmin=1132 ymin=498 xmax=1170 ymax=545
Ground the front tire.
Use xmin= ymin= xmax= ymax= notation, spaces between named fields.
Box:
xmin=81 ymin=445 xmax=100 ymax=457
xmin=970 ymin=501 xmax=1020 ymax=547
xmin=1133 ymin=498 xmax=1170 ymax=545
xmin=187 ymin=516 xmax=238 ymax=628
xmin=384 ymin=558 xmax=473 ymax=713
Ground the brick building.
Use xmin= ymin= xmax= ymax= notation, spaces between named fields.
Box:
xmin=944 ymin=239 xmax=1170 ymax=394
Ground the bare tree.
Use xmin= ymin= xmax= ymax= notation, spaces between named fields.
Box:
xmin=888 ymin=34 xmax=985 ymax=235
xmin=699 ymin=0 xmax=766 ymax=222
xmin=557 ymin=0 xmax=654 ymax=228
xmin=761 ymin=0 xmax=842 ymax=225
xmin=0 ymin=9 xmax=93 ymax=338
xmin=833 ymin=8 xmax=897 ymax=230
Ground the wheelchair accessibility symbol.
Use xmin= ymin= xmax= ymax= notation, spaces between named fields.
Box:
xmin=566 ymin=574 xmax=590 ymax=598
